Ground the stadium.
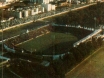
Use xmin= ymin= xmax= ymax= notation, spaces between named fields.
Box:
xmin=0 ymin=2 xmax=104 ymax=77
xmin=4 ymin=24 xmax=92 ymax=57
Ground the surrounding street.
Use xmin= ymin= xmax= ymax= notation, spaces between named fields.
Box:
xmin=0 ymin=20 xmax=49 ymax=41
xmin=65 ymin=45 xmax=104 ymax=78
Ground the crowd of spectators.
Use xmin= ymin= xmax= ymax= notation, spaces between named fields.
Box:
xmin=4 ymin=26 xmax=53 ymax=48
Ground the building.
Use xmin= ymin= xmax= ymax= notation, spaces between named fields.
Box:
xmin=25 ymin=0 xmax=54 ymax=4
xmin=9 ymin=5 xmax=44 ymax=18
xmin=0 ymin=0 xmax=14 ymax=2
xmin=42 ymin=3 xmax=55 ymax=11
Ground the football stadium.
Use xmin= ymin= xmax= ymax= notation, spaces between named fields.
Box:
xmin=4 ymin=25 xmax=92 ymax=55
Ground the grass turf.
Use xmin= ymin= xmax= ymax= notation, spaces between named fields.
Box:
xmin=17 ymin=32 xmax=78 ymax=54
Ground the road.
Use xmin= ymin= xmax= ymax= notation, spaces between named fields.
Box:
xmin=65 ymin=45 xmax=104 ymax=78
xmin=0 ymin=20 xmax=49 ymax=41
xmin=37 ymin=3 xmax=97 ymax=21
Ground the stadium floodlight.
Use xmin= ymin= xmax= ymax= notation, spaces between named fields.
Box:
xmin=94 ymin=17 xmax=97 ymax=30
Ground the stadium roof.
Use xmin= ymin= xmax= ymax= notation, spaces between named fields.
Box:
xmin=0 ymin=55 xmax=10 ymax=60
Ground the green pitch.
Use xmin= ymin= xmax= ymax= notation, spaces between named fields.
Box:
xmin=17 ymin=32 xmax=78 ymax=54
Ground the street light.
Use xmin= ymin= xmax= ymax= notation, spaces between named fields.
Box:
xmin=94 ymin=17 xmax=96 ymax=30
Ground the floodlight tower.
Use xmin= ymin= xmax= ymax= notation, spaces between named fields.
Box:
xmin=94 ymin=17 xmax=96 ymax=31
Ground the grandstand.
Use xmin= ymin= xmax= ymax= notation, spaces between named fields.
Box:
xmin=73 ymin=29 xmax=102 ymax=47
